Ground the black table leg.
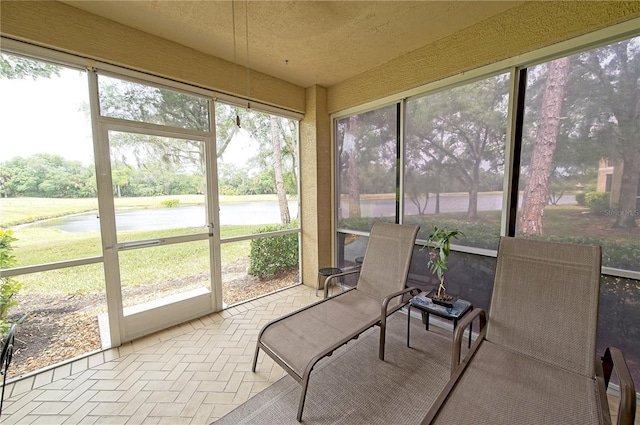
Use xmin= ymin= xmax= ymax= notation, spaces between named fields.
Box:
xmin=407 ymin=304 xmax=411 ymax=348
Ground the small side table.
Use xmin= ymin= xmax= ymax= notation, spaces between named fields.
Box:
xmin=407 ymin=292 xmax=473 ymax=348
xmin=316 ymin=267 xmax=342 ymax=297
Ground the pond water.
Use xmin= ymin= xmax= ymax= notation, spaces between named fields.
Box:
xmin=26 ymin=194 xmax=576 ymax=232
xmin=29 ymin=201 xmax=299 ymax=232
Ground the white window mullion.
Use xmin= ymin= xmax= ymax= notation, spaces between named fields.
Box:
xmin=207 ymin=99 xmax=223 ymax=311
xmin=398 ymin=101 xmax=406 ymax=224
xmin=88 ymin=68 xmax=124 ymax=347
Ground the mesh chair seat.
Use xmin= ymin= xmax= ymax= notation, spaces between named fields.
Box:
xmin=433 ymin=341 xmax=601 ymax=425
xmin=260 ymin=290 xmax=382 ymax=377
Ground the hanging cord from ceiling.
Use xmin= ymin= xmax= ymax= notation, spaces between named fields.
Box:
xmin=245 ymin=0 xmax=251 ymax=111
xmin=232 ymin=0 xmax=241 ymax=127
xmin=231 ymin=0 xmax=252 ymax=128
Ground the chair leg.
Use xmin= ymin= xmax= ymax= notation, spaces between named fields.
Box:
xmin=252 ymin=344 xmax=260 ymax=372
xmin=297 ymin=374 xmax=311 ymax=422
xmin=379 ymin=321 xmax=386 ymax=361
xmin=407 ymin=305 xmax=411 ymax=348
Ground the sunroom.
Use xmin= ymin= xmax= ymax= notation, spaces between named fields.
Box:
xmin=0 ymin=1 xmax=639 ymax=423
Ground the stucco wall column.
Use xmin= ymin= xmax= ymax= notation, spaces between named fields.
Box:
xmin=300 ymin=85 xmax=332 ymax=287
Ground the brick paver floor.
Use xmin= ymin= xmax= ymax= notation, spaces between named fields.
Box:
xmin=1 ymin=283 xmax=636 ymax=424
xmin=1 ymin=284 xmax=316 ymax=424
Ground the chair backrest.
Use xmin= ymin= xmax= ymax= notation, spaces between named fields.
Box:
xmin=356 ymin=222 xmax=419 ymax=307
xmin=487 ymin=237 xmax=601 ymax=377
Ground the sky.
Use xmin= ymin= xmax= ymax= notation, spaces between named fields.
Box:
xmin=0 ymin=67 xmax=95 ymax=165
xmin=0 ymin=66 xmax=257 ymax=170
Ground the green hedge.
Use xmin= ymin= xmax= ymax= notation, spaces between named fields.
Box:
xmin=248 ymin=221 xmax=299 ymax=278
xmin=0 ymin=230 xmax=22 ymax=334
xmin=538 ymin=234 xmax=640 ymax=271
xmin=160 ymin=199 xmax=180 ymax=208
xmin=340 ymin=216 xmax=501 ymax=249
xmin=340 ymin=216 xmax=639 ymax=270
xmin=584 ymin=192 xmax=610 ymax=215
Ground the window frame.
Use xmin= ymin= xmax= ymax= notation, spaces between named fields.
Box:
xmin=0 ymin=38 xmax=304 ymax=345
xmin=331 ymin=17 xmax=640 ymax=280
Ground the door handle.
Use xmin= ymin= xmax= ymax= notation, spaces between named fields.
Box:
xmin=118 ymin=239 xmax=162 ymax=250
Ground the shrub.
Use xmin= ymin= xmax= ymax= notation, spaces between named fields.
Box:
xmin=339 ymin=216 xmax=501 ymax=250
xmin=535 ymin=234 xmax=640 ymax=270
xmin=0 ymin=230 xmax=22 ymax=334
xmin=160 ymin=199 xmax=180 ymax=208
xmin=585 ymin=192 xmax=610 ymax=215
xmin=248 ymin=221 xmax=299 ymax=278
xmin=402 ymin=217 xmax=500 ymax=250
xmin=218 ymin=185 xmax=241 ymax=196
xmin=342 ymin=215 xmax=640 ymax=270
xmin=575 ymin=192 xmax=586 ymax=206
xmin=337 ymin=217 xmax=393 ymax=233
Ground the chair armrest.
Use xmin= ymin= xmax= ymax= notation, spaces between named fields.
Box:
xmin=375 ymin=287 xmax=420 ymax=361
xmin=323 ymin=269 xmax=361 ymax=298
xmin=381 ymin=286 xmax=421 ymax=319
xmin=602 ymin=347 xmax=636 ymax=425
xmin=451 ymin=308 xmax=486 ymax=375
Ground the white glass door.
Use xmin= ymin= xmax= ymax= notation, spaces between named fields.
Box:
xmin=103 ymin=127 xmax=217 ymax=341
xmin=94 ymin=73 xmax=219 ymax=342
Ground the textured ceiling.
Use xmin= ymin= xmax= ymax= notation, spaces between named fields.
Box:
xmin=61 ymin=1 xmax=522 ymax=88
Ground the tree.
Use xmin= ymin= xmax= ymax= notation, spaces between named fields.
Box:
xmin=0 ymin=154 xmax=95 ymax=198
xmin=99 ymin=79 xmax=211 ymax=183
xmin=99 ymin=79 xmax=298 ymax=222
xmin=405 ymin=75 xmax=509 ymax=221
xmin=518 ymin=64 xmax=594 ymax=209
xmin=345 ymin=115 xmax=362 ymax=218
xmin=215 ymin=104 xmax=245 ymax=160
xmin=111 ymin=163 xmax=134 ymax=198
xmin=270 ymin=115 xmax=290 ymax=224
xmin=519 ymin=57 xmax=571 ymax=235
xmin=233 ymin=109 xmax=297 ymax=223
xmin=405 ymin=101 xmax=455 ymax=215
xmin=518 ymin=37 xmax=640 ymax=233
xmin=337 ymin=105 xmax=398 ymax=224
xmin=0 ymin=54 xmax=60 ymax=80
xmin=577 ymin=39 xmax=640 ymax=228
xmin=0 ymin=166 xmax=12 ymax=198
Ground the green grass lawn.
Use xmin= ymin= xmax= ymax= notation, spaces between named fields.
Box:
xmin=414 ymin=205 xmax=638 ymax=244
xmin=0 ymin=194 xmax=297 ymax=227
xmin=1 ymin=198 xmax=100 ymax=227
xmin=4 ymin=196 xmax=637 ymax=296
xmin=10 ymin=224 xmax=264 ymax=295
xmin=2 ymin=196 xmax=290 ymax=296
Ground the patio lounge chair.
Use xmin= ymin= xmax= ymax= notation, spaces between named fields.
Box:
xmin=252 ymin=222 xmax=420 ymax=421
xmin=1 ymin=323 xmax=17 ymax=418
xmin=422 ymin=237 xmax=636 ymax=425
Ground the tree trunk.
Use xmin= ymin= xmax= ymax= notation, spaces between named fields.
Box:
xmin=611 ymin=51 xmax=640 ymax=228
xmin=613 ymin=153 xmax=639 ymax=228
xmin=435 ymin=173 xmax=440 ymax=214
xmin=467 ymin=163 xmax=480 ymax=221
xmin=270 ymin=116 xmax=290 ymax=225
xmin=346 ymin=116 xmax=361 ymax=218
xmin=519 ymin=57 xmax=570 ymax=235
xmin=421 ymin=192 xmax=429 ymax=215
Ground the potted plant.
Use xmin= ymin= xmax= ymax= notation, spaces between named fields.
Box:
xmin=422 ymin=227 xmax=462 ymax=307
